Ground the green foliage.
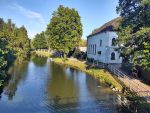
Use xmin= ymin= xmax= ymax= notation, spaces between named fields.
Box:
xmin=46 ymin=5 xmax=82 ymax=54
xmin=0 ymin=38 xmax=8 ymax=69
xmin=0 ymin=17 xmax=30 ymax=85
xmin=132 ymin=28 xmax=150 ymax=69
xmin=117 ymin=0 xmax=150 ymax=31
xmin=32 ymin=32 xmax=48 ymax=49
xmin=79 ymin=39 xmax=87 ymax=47
xmin=0 ymin=18 xmax=30 ymax=56
xmin=116 ymin=0 xmax=150 ymax=70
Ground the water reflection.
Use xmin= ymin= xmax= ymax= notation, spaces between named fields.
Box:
xmin=31 ymin=55 xmax=47 ymax=67
xmin=46 ymin=63 xmax=79 ymax=102
xmin=0 ymin=56 xmax=136 ymax=113
xmin=4 ymin=58 xmax=29 ymax=100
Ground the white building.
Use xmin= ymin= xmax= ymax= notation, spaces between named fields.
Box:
xmin=87 ymin=17 xmax=122 ymax=64
xmin=78 ymin=46 xmax=87 ymax=53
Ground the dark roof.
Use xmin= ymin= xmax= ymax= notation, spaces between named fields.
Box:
xmin=87 ymin=17 xmax=121 ymax=38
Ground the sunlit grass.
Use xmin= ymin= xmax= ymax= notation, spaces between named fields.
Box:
xmin=33 ymin=51 xmax=51 ymax=57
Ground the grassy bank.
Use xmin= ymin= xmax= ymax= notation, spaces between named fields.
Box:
xmin=53 ymin=58 xmax=123 ymax=91
xmin=32 ymin=51 xmax=51 ymax=57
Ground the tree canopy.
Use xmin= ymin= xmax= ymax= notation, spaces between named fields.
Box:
xmin=32 ymin=32 xmax=48 ymax=49
xmin=46 ymin=5 xmax=82 ymax=55
xmin=79 ymin=39 xmax=87 ymax=47
xmin=116 ymin=0 xmax=150 ymax=70
xmin=0 ymin=18 xmax=30 ymax=85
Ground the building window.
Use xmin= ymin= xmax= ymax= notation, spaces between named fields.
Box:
xmin=111 ymin=52 xmax=115 ymax=60
xmin=91 ymin=45 xmax=92 ymax=54
xmin=93 ymin=44 xmax=94 ymax=54
xmin=88 ymin=45 xmax=90 ymax=54
xmin=100 ymin=40 xmax=102 ymax=46
xmin=95 ymin=44 xmax=96 ymax=55
xmin=90 ymin=45 xmax=91 ymax=54
xmin=112 ymin=38 xmax=116 ymax=46
xmin=98 ymin=51 xmax=101 ymax=55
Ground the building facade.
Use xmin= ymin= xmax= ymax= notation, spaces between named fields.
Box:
xmin=87 ymin=17 xmax=122 ymax=64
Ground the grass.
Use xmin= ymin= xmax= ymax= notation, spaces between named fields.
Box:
xmin=32 ymin=51 xmax=51 ymax=57
xmin=53 ymin=58 xmax=123 ymax=91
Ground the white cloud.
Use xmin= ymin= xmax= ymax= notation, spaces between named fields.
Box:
xmin=9 ymin=3 xmax=44 ymax=23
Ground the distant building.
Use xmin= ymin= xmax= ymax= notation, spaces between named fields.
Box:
xmin=78 ymin=46 xmax=87 ymax=53
xmin=87 ymin=17 xmax=122 ymax=64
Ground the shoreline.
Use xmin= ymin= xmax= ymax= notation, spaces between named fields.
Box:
xmin=31 ymin=52 xmax=150 ymax=111
xmin=32 ymin=51 xmax=51 ymax=57
xmin=52 ymin=58 xmax=123 ymax=92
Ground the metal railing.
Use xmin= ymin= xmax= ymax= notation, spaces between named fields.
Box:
xmin=105 ymin=64 xmax=150 ymax=102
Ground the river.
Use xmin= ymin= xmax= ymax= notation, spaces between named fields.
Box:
xmin=0 ymin=56 xmax=130 ymax=113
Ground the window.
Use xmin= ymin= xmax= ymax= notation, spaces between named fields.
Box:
xmin=98 ymin=51 xmax=101 ymax=55
xmin=93 ymin=44 xmax=94 ymax=54
xmin=88 ymin=45 xmax=90 ymax=53
xmin=95 ymin=44 xmax=96 ymax=55
xmin=90 ymin=45 xmax=92 ymax=54
xmin=112 ymin=38 xmax=116 ymax=46
xmin=90 ymin=45 xmax=91 ymax=54
xmin=100 ymin=40 xmax=102 ymax=47
xmin=111 ymin=52 xmax=115 ymax=60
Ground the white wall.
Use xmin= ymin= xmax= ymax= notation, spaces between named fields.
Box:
xmin=87 ymin=31 xmax=122 ymax=64
xmin=79 ymin=47 xmax=87 ymax=52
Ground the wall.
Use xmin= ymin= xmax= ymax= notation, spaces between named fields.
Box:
xmin=107 ymin=32 xmax=122 ymax=63
xmin=87 ymin=32 xmax=109 ymax=63
xmin=87 ymin=31 xmax=122 ymax=63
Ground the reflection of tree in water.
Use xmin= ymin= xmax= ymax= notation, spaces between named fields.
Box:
xmin=46 ymin=62 xmax=79 ymax=104
xmin=31 ymin=55 xmax=47 ymax=67
xmin=4 ymin=58 xmax=29 ymax=100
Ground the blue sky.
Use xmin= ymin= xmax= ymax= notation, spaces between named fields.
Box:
xmin=0 ymin=0 xmax=119 ymax=39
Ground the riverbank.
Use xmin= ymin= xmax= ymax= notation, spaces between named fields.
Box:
xmin=32 ymin=51 xmax=51 ymax=57
xmin=53 ymin=58 xmax=123 ymax=91
xmin=31 ymin=51 xmax=123 ymax=91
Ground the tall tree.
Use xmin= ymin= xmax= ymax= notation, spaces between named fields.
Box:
xmin=46 ymin=5 xmax=82 ymax=56
xmin=32 ymin=32 xmax=48 ymax=49
xmin=116 ymin=0 xmax=150 ymax=70
xmin=117 ymin=0 xmax=150 ymax=30
xmin=0 ymin=18 xmax=30 ymax=85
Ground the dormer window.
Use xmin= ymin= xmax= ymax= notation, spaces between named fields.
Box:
xmin=112 ymin=38 xmax=116 ymax=46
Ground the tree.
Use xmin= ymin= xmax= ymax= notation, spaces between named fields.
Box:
xmin=46 ymin=5 xmax=82 ymax=56
xmin=17 ymin=26 xmax=30 ymax=54
xmin=116 ymin=0 xmax=150 ymax=31
xmin=32 ymin=32 xmax=48 ymax=49
xmin=116 ymin=0 xmax=150 ymax=70
xmin=0 ymin=18 xmax=30 ymax=85
xmin=79 ymin=39 xmax=87 ymax=47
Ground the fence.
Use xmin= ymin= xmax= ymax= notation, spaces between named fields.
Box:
xmin=105 ymin=64 xmax=150 ymax=102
